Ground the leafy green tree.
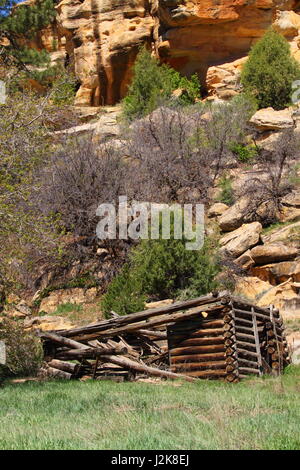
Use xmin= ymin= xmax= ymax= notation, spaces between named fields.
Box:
xmin=241 ymin=29 xmax=300 ymax=110
xmin=0 ymin=0 xmax=56 ymax=67
xmin=123 ymin=46 xmax=201 ymax=121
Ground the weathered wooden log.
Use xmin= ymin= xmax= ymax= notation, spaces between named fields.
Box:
xmin=223 ymin=331 xmax=235 ymax=339
xmin=236 ymin=340 xmax=257 ymax=351
xmin=239 ymin=366 xmax=260 ymax=375
xmin=48 ymin=359 xmax=79 ymax=374
xmin=235 ymin=316 xmax=256 ymax=326
xmin=182 ymin=369 xmax=227 ymax=378
xmin=38 ymin=331 xmax=90 ymax=350
xmin=58 ymin=293 xmax=227 ymax=338
xmin=238 ymin=357 xmax=259 ymax=368
xmin=80 ymin=302 xmax=227 ymax=341
xmin=171 ymin=361 xmax=226 ymax=372
xmin=235 ymin=331 xmax=256 ymax=343
xmin=132 ymin=329 xmax=167 ymax=340
xmin=171 ymin=352 xmax=226 ymax=363
xmin=170 ymin=344 xmax=226 ymax=356
xmin=235 ymin=324 xmax=264 ymax=335
xmin=225 ymin=356 xmax=238 ymax=365
xmin=56 ymin=346 xmax=128 ymax=359
xmin=41 ymin=366 xmax=73 ymax=380
xmin=101 ymin=354 xmax=196 ymax=382
xmin=168 ymin=336 xmax=224 ymax=348
xmin=231 ymin=298 xmax=279 ymax=317
xmin=170 ymin=328 xmax=225 ymax=339
xmin=237 ymin=348 xmax=259 ymax=359
xmin=226 ymin=373 xmax=239 ymax=383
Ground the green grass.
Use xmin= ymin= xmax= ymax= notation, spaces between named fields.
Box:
xmin=52 ymin=303 xmax=83 ymax=315
xmin=0 ymin=366 xmax=299 ymax=450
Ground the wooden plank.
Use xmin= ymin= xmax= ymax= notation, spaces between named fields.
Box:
xmin=252 ymin=307 xmax=263 ymax=376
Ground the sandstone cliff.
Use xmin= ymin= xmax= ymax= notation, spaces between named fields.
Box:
xmin=30 ymin=0 xmax=300 ymax=106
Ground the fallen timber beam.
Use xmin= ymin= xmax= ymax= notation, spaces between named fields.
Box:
xmin=71 ymin=302 xmax=228 ymax=342
xmin=99 ymin=354 xmax=196 ymax=383
xmin=37 ymin=331 xmax=90 ymax=350
xmin=48 ymin=359 xmax=80 ymax=374
xmin=40 ymin=367 xmax=72 ymax=380
xmin=56 ymin=292 xmax=228 ymax=338
xmin=55 ymin=346 xmax=128 ymax=359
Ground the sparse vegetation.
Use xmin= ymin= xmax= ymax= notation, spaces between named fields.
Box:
xmin=0 ymin=318 xmax=43 ymax=379
xmin=217 ymin=175 xmax=235 ymax=206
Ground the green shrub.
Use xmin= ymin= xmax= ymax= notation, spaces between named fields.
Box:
xmin=241 ymin=29 xmax=300 ymax=110
xmin=102 ymin=236 xmax=220 ymax=317
xmin=122 ymin=47 xmax=200 ymax=121
xmin=217 ymin=175 xmax=235 ymax=206
xmin=0 ymin=318 xmax=43 ymax=378
xmin=230 ymin=143 xmax=258 ymax=163
xmin=101 ymin=264 xmax=146 ymax=317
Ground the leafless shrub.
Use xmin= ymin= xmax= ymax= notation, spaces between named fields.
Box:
xmin=124 ymin=99 xmax=253 ymax=204
xmin=0 ymin=318 xmax=43 ymax=378
xmin=240 ymin=130 xmax=300 ymax=224
xmin=37 ymin=137 xmax=126 ymax=239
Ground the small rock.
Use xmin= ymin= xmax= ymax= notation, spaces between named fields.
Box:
xmin=208 ymin=203 xmax=229 ymax=218
xmin=219 ymin=197 xmax=249 ymax=232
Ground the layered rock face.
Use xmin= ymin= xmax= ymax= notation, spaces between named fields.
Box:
xmin=51 ymin=0 xmax=155 ymax=106
xmin=35 ymin=0 xmax=300 ymax=105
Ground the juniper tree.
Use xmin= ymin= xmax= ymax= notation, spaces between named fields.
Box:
xmin=241 ymin=29 xmax=300 ymax=110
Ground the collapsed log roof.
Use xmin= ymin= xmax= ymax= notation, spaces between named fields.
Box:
xmin=36 ymin=291 xmax=291 ymax=383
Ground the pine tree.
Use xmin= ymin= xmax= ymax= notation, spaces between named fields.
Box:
xmin=0 ymin=0 xmax=56 ymax=67
xmin=241 ymin=29 xmax=300 ymax=110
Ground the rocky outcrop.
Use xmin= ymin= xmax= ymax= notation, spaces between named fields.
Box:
xmin=219 ymin=222 xmax=262 ymax=258
xmin=249 ymin=107 xmax=295 ymax=131
xmin=250 ymin=244 xmax=298 ymax=264
xmin=27 ymin=1 xmax=300 ymax=106
xmin=39 ymin=287 xmax=98 ymax=314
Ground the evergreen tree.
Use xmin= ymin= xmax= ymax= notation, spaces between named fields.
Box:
xmin=241 ymin=29 xmax=300 ymax=110
xmin=0 ymin=0 xmax=56 ymax=67
xmin=123 ymin=46 xmax=201 ymax=121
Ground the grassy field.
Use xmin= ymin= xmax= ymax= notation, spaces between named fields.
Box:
xmin=0 ymin=366 xmax=299 ymax=450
